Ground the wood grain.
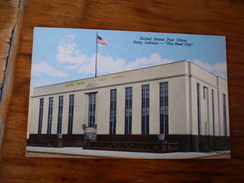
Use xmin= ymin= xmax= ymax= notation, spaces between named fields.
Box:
xmin=0 ymin=0 xmax=24 ymax=148
xmin=1 ymin=0 xmax=244 ymax=182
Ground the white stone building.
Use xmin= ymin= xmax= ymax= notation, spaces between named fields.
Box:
xmin=27 ymin=61 xmax=229 ymax=152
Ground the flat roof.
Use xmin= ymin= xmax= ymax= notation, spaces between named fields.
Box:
xmin=34 ymin=60 xmax=188 ymax=89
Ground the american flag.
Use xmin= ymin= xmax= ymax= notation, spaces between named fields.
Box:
xmin=97 ymin=35 xmax=107 ymax=45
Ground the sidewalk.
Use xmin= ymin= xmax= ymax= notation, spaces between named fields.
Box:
xmin=26 ymin=146 xmax=230 ymax=159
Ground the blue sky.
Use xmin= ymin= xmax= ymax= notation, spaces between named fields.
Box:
xmin=31 ymin=27 xmax=227 ymax=94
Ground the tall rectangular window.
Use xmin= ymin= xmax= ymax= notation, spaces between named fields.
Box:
xmin=109 ymin=89 xmax=117 ymax=134
xmin=203 ymin=86 xmax=206 ymax=99
xmin=212 ymin=89 xmax=215 ymax=136
xmin=204 ymin=86 xmax=209 ymax=135
xmin=142 ymin=85 xmax=150 ymax=134
xmin=68 ymin=94 xmax=74 ymax=134
xmin=47 ymin=97 xmax=53 ymax=134
xmin=125 ymin=87 xmax=132 ymax=134
xmin=38 ymin=98 xmax=44 ymax=134
xmin=88 ymin=93 xmax=96 ymax=127
xmin=223 ymin=93 xmax=227 ymax=136
xmin=160 ymin=82 xmax=168 ymax=134
xmin=57 ymin=96 xmax=63 ymax=135
xmin=197 ymin=83 xmax=201 ymax=135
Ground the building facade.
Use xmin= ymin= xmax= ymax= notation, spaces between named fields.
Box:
xmin=27 ymin=61 xmax=230 ymax=152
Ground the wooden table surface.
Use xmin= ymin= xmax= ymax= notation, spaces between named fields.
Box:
xmin=1 ymin=0 xmax=244 ymax=182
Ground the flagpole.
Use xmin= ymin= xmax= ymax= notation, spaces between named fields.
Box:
xmin=95 ymin=32 xmax=98 ymax=77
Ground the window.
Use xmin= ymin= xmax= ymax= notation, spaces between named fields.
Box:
xmin=203 ymin=86 xmax=207 ymax=99
xmin=160 ymin=82 xmax=168 ymax=134
xmin=109 ymin=89 xmax=117 ymax=134
xmin=88 ymin=93 xmax=96 ymax=127
xmin=47 ymin=97 xmax=53 ymax=134
xmin=197 ymin=83 xmax=201 ymax=135
xmin=57 ymin=96 xmax=63 ymax=135
xmin=142 ymin=85 xmax=149 ymax=134
xmin=125 ymin=87 xmax=132 ymax=134
xmin=38 ymin=98 xmax=44 ymax=134
xmin=223 ymin=93 xmax=227 ymax=136
xmin=212 ymin=89 xmax=215 ymax=136
xmin=68 ymin=94 xmax=74 ymax=134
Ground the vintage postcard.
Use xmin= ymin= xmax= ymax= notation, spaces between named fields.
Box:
xmin=26 ymin=27 xmax=230 ymax=159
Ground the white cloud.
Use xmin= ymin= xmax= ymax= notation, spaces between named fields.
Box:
xmin=192 ymin=59 xmax=227 ymax=79
xmin=77 ymin=53 xmax=173 ymax=75
xmin=56 ymin=34 xmax=89 ymax=68
xmin=124 ymin=53 xmax=172 ymax=70
xmin=56 ymin=35 xmax=173 ymax=75
xmin=32 ymin=61 xmax=69 ymax=77
xmin=77 ymin=54 xmax=126 ymax=74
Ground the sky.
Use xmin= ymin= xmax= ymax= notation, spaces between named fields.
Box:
xmin=30 ymin=27 xmax=227 ymax=94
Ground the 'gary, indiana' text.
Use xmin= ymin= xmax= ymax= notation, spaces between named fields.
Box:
xmin=133 ymin=37 xmax=194 ymax=47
